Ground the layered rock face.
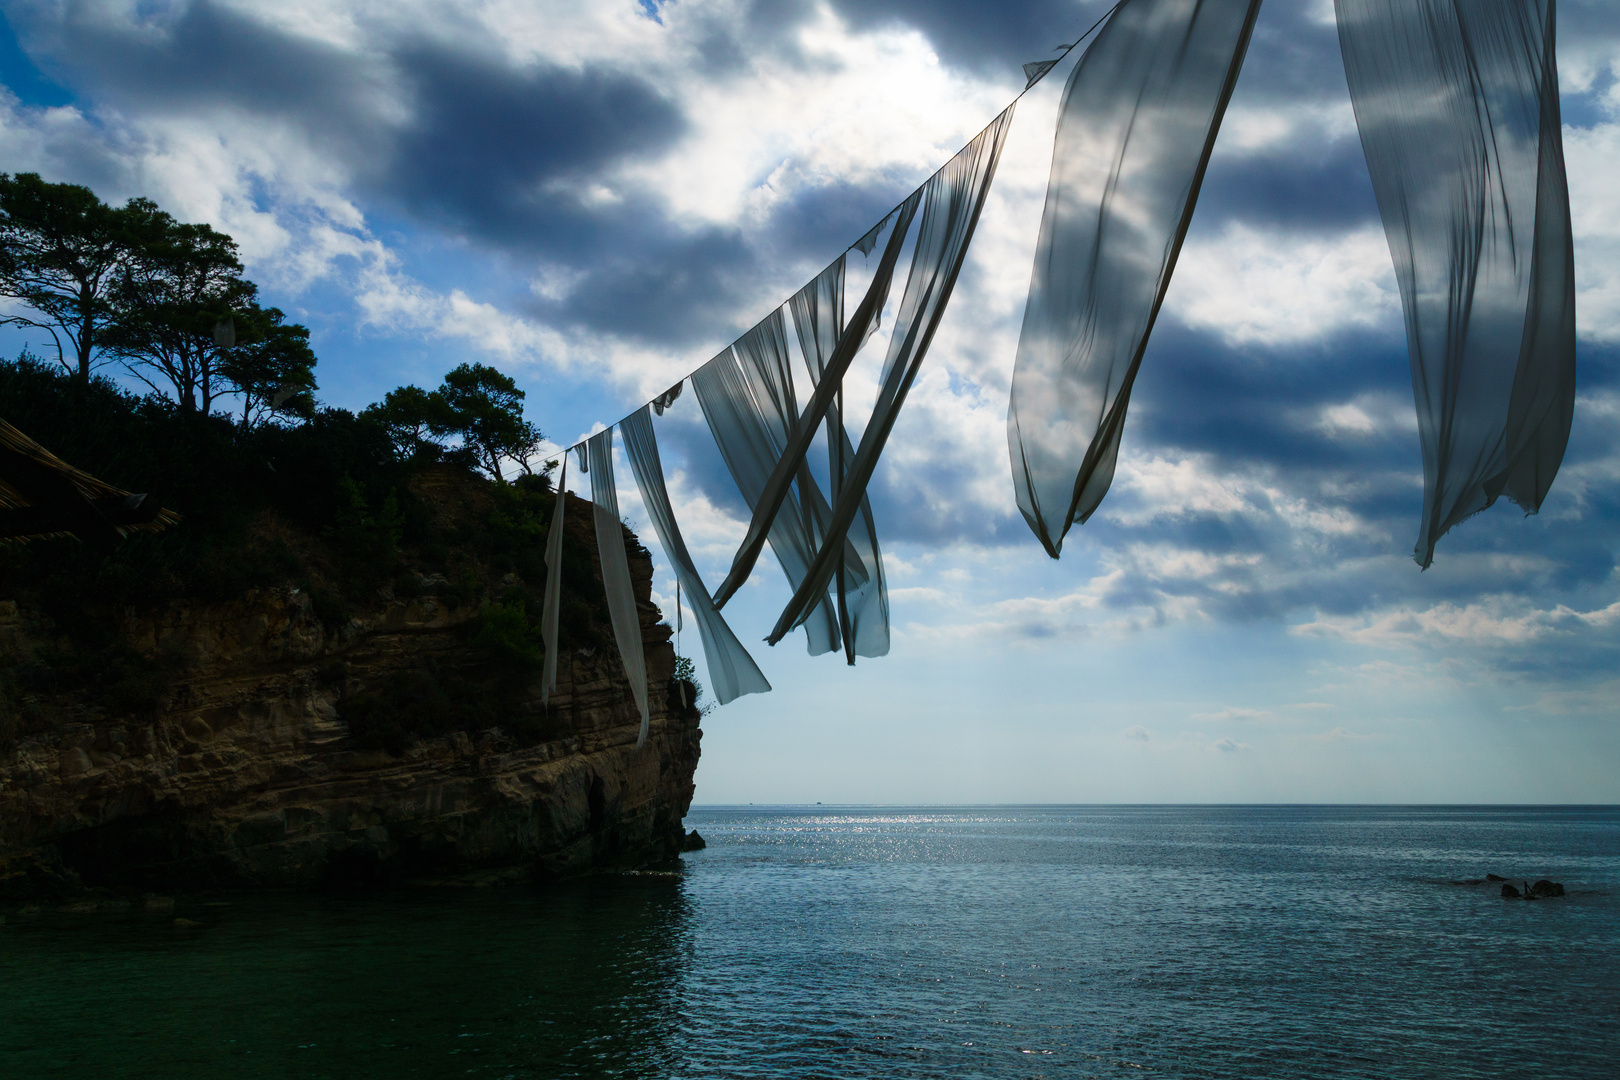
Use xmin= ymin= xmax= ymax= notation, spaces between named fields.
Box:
xmin=0 ymin=494 xmax=700 ymax=898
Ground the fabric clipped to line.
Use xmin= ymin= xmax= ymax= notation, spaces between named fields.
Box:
xmin=1007 ymin=0 xmax=1263 ymax=559
xmin=1336 ymin=0 xmax=1576 ymax=568
xmin=767 ymin=106 xmax=1015 ymax=646
xmin=587 ymin=427 xmax=651 ymax=747
xmin=621 ymin=406 xmax=770 ymax=705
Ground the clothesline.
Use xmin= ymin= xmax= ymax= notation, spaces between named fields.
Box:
xmin=533 ymin=0 xmax=1576 ymax=728
xmin=532 ymin=1 xmax=1126 ymax=469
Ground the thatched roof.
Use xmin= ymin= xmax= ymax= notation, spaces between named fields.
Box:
xmin=0 ymin=418 xmax=179 ymax=546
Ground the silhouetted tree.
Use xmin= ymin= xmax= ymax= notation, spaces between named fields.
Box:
xmin=102 ymin=214 xmax=252 ymax=413
xmin=431 ymin=363 xmax=543 ymax=482
xmin=219 ymin=303 xmax=318 ymax=429
xmin=0 ymin=172 xmax=161 ymax=386
xmin=361 ymin=385 xmax=447 ymax=460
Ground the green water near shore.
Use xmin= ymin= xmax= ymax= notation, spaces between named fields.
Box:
xmin=0 ymin=878 xmax=691 ymax=1078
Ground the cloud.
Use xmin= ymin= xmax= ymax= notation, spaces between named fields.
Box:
xmin=1212 ymin=737 xmax=1249 ymax=753
xmin=3 ymin=0 xmax=1618 ymax=706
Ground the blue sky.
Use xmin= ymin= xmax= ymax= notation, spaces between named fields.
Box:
xmin=4 ymin=0 xmax=1619 ymax=802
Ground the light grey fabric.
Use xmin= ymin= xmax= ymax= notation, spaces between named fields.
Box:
xmin=690 ymin=331 xmax=843 ymax=655
xmin=1006 ymin=0 xmax=1263 ymax=558
xmin=710 ymin=193 xmax=922 ymax=611
xmin=1336 ymin=0 xmax=1576 ymax=567
xmin=790 ymin=258 xmax=890 ymax=661
xmin=620 ymin=406 xmax=771 ymax=705
xmin=1023 ymin=59 xmax=1059 ymax=87
xmin=769 ymin=107 xmax=1015 ymax=644
xmin=587 ymin=427 xmax=650 ymax=747
xmin=540 ymin=457 xmax=566 ymax=706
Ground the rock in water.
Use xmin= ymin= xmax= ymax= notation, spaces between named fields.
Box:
xmin=1501 ymin=883 xmax=1522 ymax=898
xmin=682 ymin=829 xmax=707 ymax=852
xmin=1486 ymin=873 xmax=1507 ymax=882
xmin=1529 ymin=879 xmax=1565 ymax=898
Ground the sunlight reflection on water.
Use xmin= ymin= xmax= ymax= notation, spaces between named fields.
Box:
xmin=1 ymin=805 xmax=1615 ymax=1078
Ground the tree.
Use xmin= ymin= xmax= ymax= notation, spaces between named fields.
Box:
xmin=361 ymin=385 xmax=447 ymax=460
xmin=431 ymin=363 xmax=543 ymax=482
xmin=0 ymin=173 xmax=160 ymax=386
xmin=102 ymin=214 xmax=252 ymax=414
xmin=219 ymin=303 xmax=318 ymax=429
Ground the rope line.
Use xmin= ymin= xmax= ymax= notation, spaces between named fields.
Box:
xmin=533 ymin=1 xmax=1123 ymax=469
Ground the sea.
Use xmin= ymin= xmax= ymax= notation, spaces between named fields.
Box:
xmin=1 ymin=805 xmax=1616 ymax=1079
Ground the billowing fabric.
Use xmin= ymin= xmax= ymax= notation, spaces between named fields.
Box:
xmin=540 ymin=457 xmax=566 ymax=706
xmin=770 ymin=107 xmax=1015 ymax=644
xmin=1336 ymin=0 xmax=1576 ymax=567
xmin=587 ymin=428 xmax=650 ymax=747
xmin=710 ymin=193 xmax=922 ymax=611
xmin=1006 ymin=0 xmax=1263 ymax=557
xmin=690 ymin=319 xmax=843 ymax=655
xmin=790 ymin=258 xmax=891 ymax=661
xmin=620 ymin=406 xmax=771 ymax=704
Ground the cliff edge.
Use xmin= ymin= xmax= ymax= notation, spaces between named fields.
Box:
xmin=0 ymin=478 xmax=701 ymax=899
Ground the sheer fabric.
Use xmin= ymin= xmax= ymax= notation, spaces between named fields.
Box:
xmin=790 ymin=259 xmax=891 ymax=660
xmin=620 ymin=406 xmax=771 ymax=704
xmin=540 ymin=457 xmax=566 ymax=706
xmin=1336 ymin=0 xmax=1575 ymax=567
xmin=691 ymin=334 xmax=843 ymax=655
xmin=711 ymin=193 xmax=922 ymax=610
xmin=770 ymin=107 xmax=1015 ymax=644
xmin=587 ymin=427 xmax=650 ymax=747
xmin=1006 ymin=0 xmax=1263 ymax=557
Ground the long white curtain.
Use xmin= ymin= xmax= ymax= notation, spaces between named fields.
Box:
xmin=620 ymin=405 xmax=771 ymax=704
xmin=1336 ymin=0 xmax=1576 ymax=567
xmin=1006 ymin=0 xmax=1263 ymax=557
xmin=790 ymin=259 xmax=891 ymax=660
xmin=540 ymin=456 xmax=566 ymax=706
xmin=769 ymin=107 xmax=1015 ymax=645
xmin=709 ymin=194 xmax=922 ymax=612
xmin=690 ymin=334 xmax=845 ymax=655
xmin=587 ymin=427 xmax=650 ymax=747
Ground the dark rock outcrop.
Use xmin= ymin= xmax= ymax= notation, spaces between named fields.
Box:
xmin=1 ymin=492 xmax=702 ymax=897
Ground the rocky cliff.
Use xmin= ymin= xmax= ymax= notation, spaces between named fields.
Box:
xmin=0 ymin=488 xmax=701 ymax=900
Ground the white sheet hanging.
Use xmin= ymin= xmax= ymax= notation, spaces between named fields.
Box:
xmin=620 ymin=406 xmax=771 ymax=705
xmin=1336 ymin=0 xmax=1576 ymax=567
xmin=587 ymin=427 xmax=650 ymax=747
xmin=1006 ymin=0 xmax=1263 ymax=557
xmin=769 ymin=106 xmax=1015 ymax=644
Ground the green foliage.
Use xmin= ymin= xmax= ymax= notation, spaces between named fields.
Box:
xmin=0 ymin=172 xmax=164 ymax=383
xmin=474 ymin=601 xmax=541 ymax=670
xmin=431 ymin=363 xmax=544 ymax=481
xmin=672 ymin=654 xmax=706 ymax=711
xmin=361 ymin=385 xmax=447 ymax=460
xmin=219 ymin=303 xmax=318 ymax=428
xmin=101 ymin=212 xmax=252 ymax=413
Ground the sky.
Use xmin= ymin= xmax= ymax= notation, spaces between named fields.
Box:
xmin=3 ymin=0 xmax=1619 ymax=804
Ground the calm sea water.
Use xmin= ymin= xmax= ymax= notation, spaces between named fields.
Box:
xmin=2 ymin=805 xmax=1617 ymax=1079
